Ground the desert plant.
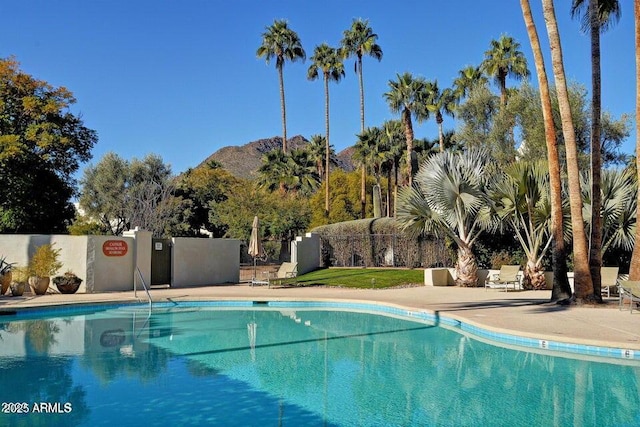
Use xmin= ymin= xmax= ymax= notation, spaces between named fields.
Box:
xmin=29 ymin=244 xmax=62 ymax=278
xmin=53 ymin=271 xmax=83 ymax=294
xmin=0 ymin=256 xmax=13 ymax=275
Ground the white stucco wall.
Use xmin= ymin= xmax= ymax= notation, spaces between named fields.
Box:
xmin=291 ymin=232 xmax=320 ymax=275
xmin=0 ymin=234 xmax=89 ymax=292
xmin=172 ymin=238 xmax=240 ymax=287
xmin=87 ymin=235 xmax=135 ymax=293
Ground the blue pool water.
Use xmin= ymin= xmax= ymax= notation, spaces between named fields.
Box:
xmin=0 ymin=302 xmax=639 ymax=426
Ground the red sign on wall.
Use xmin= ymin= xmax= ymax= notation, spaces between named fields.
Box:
xmin=102 ymin=240 xmax=128 ymax=257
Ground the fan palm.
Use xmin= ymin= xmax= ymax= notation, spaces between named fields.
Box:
xmin=307 ymin=134 xmax=337 ymax=180
xmin=341 ymin=18 xmax=383 ymax=219
xmin=571 ymin=0 xmax=621 ymax=296
xmin=493 ymin=161 xmax=568 ymax=289
xmin=384 ymin=72 xmax=429 ymax=187
xmin=397 ymin=149 xmax=497 ymax=286
xmin=256 ymin=20 xmax=306 ymax=153
xmin=582 ymin=169 xmax=636 ymax=256
xmin=308 ymin=43 xmax=345 ymax=215
xmin=425 ymin=80 xmax=457 ymax=152
xmin=481 ymin=35 xmax=530 ymax=106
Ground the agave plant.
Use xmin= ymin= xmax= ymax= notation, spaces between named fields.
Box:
xmin=397 ymin=149 xmax=497 ymax=286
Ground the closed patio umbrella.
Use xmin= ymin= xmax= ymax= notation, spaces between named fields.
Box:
xmin=248 ymin=216 xmax=264 ymax=279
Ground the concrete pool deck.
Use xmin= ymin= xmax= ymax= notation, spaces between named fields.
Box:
xmin=1 ymin=284 xmax=639 ymax=351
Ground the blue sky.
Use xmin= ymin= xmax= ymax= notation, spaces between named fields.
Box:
xmin=0 ymin=1 xmax=635 ymax=176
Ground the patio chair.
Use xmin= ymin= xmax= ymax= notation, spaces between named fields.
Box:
xmin=484 ymin=265 xmax=521 ymax=292
xmin=600 ymin=266 xmax=619 ymax=298
xmin=251 ymin=262 xmax=298 ymax=288
xmin=618 ymin=280 xmax=640 ymax=313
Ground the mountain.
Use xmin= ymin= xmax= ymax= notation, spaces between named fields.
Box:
xmin=199 ymin=135 xmax=355 ymax=179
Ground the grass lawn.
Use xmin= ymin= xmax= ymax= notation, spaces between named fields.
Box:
xmin=286 ymin=267 xmax=424 ymax=289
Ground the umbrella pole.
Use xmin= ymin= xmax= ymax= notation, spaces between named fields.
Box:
xmin=253 ymin=256 xmax=257 ymax=280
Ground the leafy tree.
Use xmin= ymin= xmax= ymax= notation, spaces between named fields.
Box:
xmin=397 ymin=149 xmax=497 ymax=287
xmin=79 ymin=153 xmax=177 ymax=237
xmin=310 ymin=169 xmax=375 ymax=228
xmin=307 ymin=43 xmax=345 ymax=215
xmin=481 ymin=35 xmax=530 ymax=106
xmin=172 ymin=163 xmax=240 ymax=237
xmin=0 ymin=57 xmax=97 ymax=233
xmin=256 ymin=20 xmax=306 ymax=152
xmin=211 ymin=182 xmax=311 ymax=261
xmin=384 ymin=72 xmax=429 ymax=187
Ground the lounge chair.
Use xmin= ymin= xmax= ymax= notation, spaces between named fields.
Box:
xmin=618 ymin=280 xmax=640 ymax=313
xmin=600 ymin=266 xmax=619 ymax=298
xmin=251 ymin=262 xmax=298 ymax=288
xmin=484 ymin=265 xmax=521 ymax=292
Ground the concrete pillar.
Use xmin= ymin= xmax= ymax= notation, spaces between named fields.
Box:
xmin=123 ymin=227 xmax=153 ymax=290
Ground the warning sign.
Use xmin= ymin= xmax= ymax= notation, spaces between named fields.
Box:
xmin=102 ymin=240 xmax=128 ymax=257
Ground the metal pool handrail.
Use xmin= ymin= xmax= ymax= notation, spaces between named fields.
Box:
xmin=134 ymin=267 xmax=152 ymax=310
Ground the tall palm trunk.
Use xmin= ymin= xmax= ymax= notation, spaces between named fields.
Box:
xmin=278 ymin=65 xmax=288 ymax=153
xmin=437 ymin=113 xmax=445 ymax=152
xmin=324 ymin=76 xmax=330 ymax=216
xmin=588 ymin=0 xmax=603 ymax=301
xmin=630 ymin=0 xmax=640 ymax=280
xmin=358 ymin=55 xmax=367 ymax=219
xmin=402 ymin=109 xmax=415 ymax=187
xmin=520 ymin=0 xmax=571 ymax=301
xmin=456 ymin=244 xmax=478 ymax=287
xmin=542 ymin=0 xmax=594 ymax=302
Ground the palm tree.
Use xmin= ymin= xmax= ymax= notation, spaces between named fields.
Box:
xmin=384 ymin=72 xmax=429 ymax=187
xmin=481 ymin=35 xmax=530 ymax=106
xmin=341 ymin=18 xmax=383 ymax=219
xmin=308 ymin=134 xmax=337 ymax=180
xmin=520 ymin=0 xmax=572 ymax=300
xmin=256 ymin=20 xmax=306 ymax=153
xmin=631 ymin=0 xmax=640 ymax=280
xmin=257 ymin=149 xmax=290 ymax=194
xmin=287 ymin=149 xmax=321 ymax=196
xmin=542 ymin=0 xmax=595 ymax=302
xmin=425 ymin=80 xmax=457 ymax=152
xmin=453 ymin=65 xmax=488 ymax=100
xmin=493 ymin=161 xmax=561 ymax=289
xmin=308 ymin=43 xmax=345 ymax=216
xmin=571 ymin=0 xmax=621 ymax=299
xmin=397 ymin=149 xmax=497 ymax=287
xmin=382 ymin=120 xmax=406 ymax=216
xmin=582 ymin=169 xmax=637 ymax=257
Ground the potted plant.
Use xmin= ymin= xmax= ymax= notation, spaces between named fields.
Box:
xmin=28 ymin=244 xmax=62 ymax=295
xmin=0 ymin=256 xmax=14 ymax=295
xmin=53 ymin=271 xmax=83 ymax=294
xmin=10 ymin=266 xmax=29 ymax=296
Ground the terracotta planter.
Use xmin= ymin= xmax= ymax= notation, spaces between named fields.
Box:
xmin=29 ymin=276 xmax=50 ymax=295
xmin=1 ymin=272 xmax=11 ymax=295
xmin=11 ymin=281 xmax=25 ymax=296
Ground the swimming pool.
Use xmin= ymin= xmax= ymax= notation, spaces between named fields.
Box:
xmin=1 ymin=301 xmax=638 ymax=426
